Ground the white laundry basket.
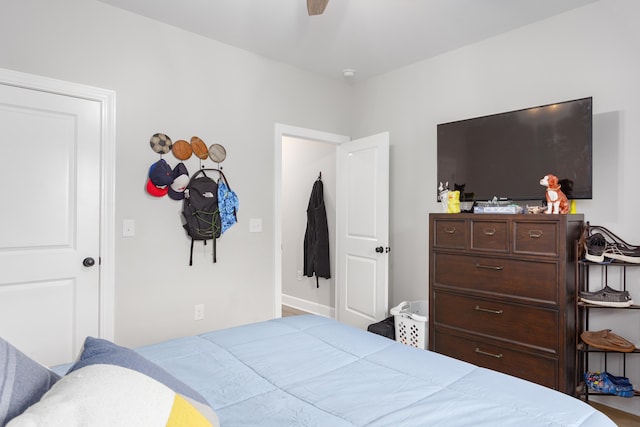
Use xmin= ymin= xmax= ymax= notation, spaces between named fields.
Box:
xmin=390 ymin=300 xmax=428 ymax=349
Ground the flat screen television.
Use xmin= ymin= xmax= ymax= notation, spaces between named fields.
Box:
xmin=437 ymin=97 xmax=592 ymax=202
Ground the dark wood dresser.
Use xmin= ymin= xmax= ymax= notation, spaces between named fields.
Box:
xmin=428 ymin=213 xmax=583 ymax=395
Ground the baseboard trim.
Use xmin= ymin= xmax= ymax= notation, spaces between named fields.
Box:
xmin=282 ymin=294 xmax=334 ymax=318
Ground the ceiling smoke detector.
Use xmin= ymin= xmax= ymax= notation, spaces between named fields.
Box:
xmin=342 ymin=69 xmax=355 ymax=79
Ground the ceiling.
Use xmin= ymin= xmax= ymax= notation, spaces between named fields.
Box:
xmin=97 ymin=0 xmax=598 ymax=81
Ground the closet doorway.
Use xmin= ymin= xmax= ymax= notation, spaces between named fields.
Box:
xmin=275 ymin=125 xmax=347 ymax=318
xmin=275 ymin=124 xmax=390 ymax=330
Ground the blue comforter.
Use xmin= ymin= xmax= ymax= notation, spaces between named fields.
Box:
xmin=135 ymin=315 xmax=614 ymax=426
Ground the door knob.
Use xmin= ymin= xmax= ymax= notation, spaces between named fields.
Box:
xmin=375 ymin=246 xmax=384 ymax=253
xmin=83 ymin=257 xmax=96 ymax=267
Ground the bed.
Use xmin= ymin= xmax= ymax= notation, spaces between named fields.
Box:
xmin=2 ymin=314 xmax=614 ymax=426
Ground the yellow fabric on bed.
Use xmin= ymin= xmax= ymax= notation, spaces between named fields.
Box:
xmin=166 ymin=394 xmax=213 ymax=427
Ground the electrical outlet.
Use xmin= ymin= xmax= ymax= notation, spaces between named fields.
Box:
xmin=194 ymin=304 xmax=204 ymax=320
xmin=297 ymin=270 xmax=303 ymax=281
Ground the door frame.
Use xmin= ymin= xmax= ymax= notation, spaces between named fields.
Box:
xmin=0 ymin=68 xmax=116 ymax=340
xmin=274 ymin=124 xmax=349 ymax=317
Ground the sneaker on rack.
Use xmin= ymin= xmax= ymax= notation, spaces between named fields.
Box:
xmin=579 ymin=285 xmax=634 ymax=307
xmin=584 ymin=371 xmax=635 ymax=397
xmin=584 ymin=232 xmax=606 ymax=263
xmin=588 ymin=224 xmax=640 ymax=264
xmin=604 ymin=242 xmax=640 ymax=264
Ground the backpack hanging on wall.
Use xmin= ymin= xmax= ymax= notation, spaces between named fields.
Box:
xmin=182 ymin=168 xmax=222 ymax=265
xmin=217 ymin=172 xmax=239 ymax=234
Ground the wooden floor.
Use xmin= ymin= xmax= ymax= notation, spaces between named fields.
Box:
xmin=281 ymin=305 xmax=309 ymax=317
xmin=590 ymin=401 xmax=640 ymax=426
xmin=280 ymin=305 xmax=639 ymax=424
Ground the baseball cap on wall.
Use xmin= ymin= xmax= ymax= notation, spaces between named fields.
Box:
xmin=146 ymin=159 xmax=174 ymax=197
xmin=149 ymin=159 xmax=174 ymax=186
xmin=168 ymin=163 xmax=190 ymax=200
xmin=146 ymin=179 xmax=169 ymax=197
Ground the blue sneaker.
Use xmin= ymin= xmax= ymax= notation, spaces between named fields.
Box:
xmin=584 ymin=372 xmax=634 ymax=397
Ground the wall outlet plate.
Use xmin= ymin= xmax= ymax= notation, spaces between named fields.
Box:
xmin=194 ymin=304 xmax=204 ymax=320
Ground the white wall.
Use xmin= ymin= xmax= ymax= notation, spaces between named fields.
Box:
xmin=0 ymin=0 xmax=354 ymax=348
xmin=281 ymin=137 xmax=336 ymax=315
xmin=350 ymin=0 xmax=640 ymax=414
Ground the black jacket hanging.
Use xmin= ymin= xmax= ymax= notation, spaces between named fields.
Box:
xmin=303 ymin=176 xmax=330 ymax=287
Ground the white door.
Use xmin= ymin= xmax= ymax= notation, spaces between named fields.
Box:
xmin=336 ymin=132 xmax=389 ymax=329
xmin=0 ymin=82 xmax=101 ymax=366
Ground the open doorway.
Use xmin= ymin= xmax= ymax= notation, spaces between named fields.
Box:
xmin=282 ymin=136 xmax=336 ymax=316
xmin=274 ymin=125 xmax=390 ymax=329
xmin=274 ymin=124 xmax=349 ymax=318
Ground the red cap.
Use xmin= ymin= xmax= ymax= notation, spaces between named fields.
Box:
xmin=146 ymin=178 xmax=168 ymax=197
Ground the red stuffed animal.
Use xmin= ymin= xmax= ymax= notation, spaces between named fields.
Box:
xmin=540 ymin=174 xmax=569 ymax=214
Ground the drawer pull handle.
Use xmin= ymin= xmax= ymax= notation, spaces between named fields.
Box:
xmin=444 ymin=226 xmax=456 ymax=234
xmin=529 ymin=230 xmax=543 ymax=238
xmin=483 ymin=228 xmax=496 ymax=236
xmin=475 ymin=263 xmax=504 ymax=271
xmin=475 ymin=348 xmax=503 ymax=359
xmin=474 ymin=305 xmax=503 ymax=315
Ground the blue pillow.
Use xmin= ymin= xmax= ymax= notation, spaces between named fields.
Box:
xmin=0 ymin=337 xmax=60 ymax=426
xmin=66 ymin=337 xmax=208 ymax=405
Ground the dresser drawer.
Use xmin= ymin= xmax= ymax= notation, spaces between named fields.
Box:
xmin=433 ymin=330 xmax=558 ymax=390
xmin=433 ymin=218 xmax=467 ymax=249
xmin=433 ymin=291 xmax=559 ymax=352
xmin=470 ymin=219 xmax=509 ymax=252
xmin=513 ymin=221 xmax=558 ymax=256
xmin=433 ymin=253 xmax=558 ymax=304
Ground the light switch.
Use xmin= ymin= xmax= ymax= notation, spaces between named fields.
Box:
xmin=122 ymin=219 xmax=135 ymax=237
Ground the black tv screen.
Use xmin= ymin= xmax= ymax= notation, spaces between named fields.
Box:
xmin=437 ymin=97 xmax=592 ymax=202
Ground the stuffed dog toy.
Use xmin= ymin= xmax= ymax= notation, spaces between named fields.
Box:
xmin=540 ymin=174 xmax=569 ymax=214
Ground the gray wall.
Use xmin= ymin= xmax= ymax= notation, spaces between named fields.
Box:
xmin=0 ymin=0 xmax=354 ymax=347
xmin=350 ymin=0 xmax=640 ymax=414
xmin=353 ymin=0 xmax=640 ymax=312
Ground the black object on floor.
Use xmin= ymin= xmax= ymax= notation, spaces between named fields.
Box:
xmin=367 ymin=316 xmax=395 ymax=340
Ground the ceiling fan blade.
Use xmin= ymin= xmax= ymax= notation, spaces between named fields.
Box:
xmin=307 ymin=0 xmax=329 ymax=16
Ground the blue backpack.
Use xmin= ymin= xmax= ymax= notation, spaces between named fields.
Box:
xmin=217 ymin=172 xmax=239 ymax=234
